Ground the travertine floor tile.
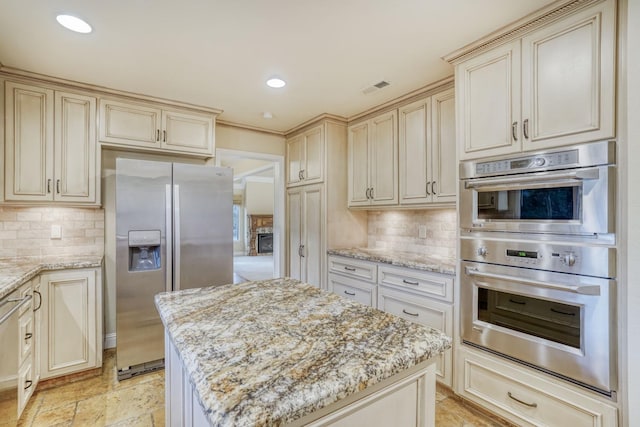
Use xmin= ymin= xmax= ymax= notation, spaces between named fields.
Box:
xmin=11 ymin=348 xmax=508 ymax=427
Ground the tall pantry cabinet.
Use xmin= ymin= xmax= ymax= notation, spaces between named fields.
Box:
xmin=286 ymin=117 xmax=367 ymax=289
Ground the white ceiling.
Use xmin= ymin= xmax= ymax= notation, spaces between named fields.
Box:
xmin=0 ymin=0 xmax=555 ymax=133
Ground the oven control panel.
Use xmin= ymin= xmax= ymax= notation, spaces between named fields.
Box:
xmin=461 ymin=238 xmax=615 ymax=278
xmin=474 ymin=150 xmax=579 ymax=175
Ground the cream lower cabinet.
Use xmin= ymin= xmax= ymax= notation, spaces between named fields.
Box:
xmin=399 ymin=88 xmax=456 ymax=205
xmin=3 ymin=80 xmax=99 ymax=205
xmin=17 ymin=279 xmax=36 ymax=418
xmin=287 ymin=184 xmax=324 ymax=288
xmin=99 ymin=98 xmax=215 ymax=156
xmin=457 ymin=346 xmax=617 ymax=426
xmin=39 ymin=268 xmax=103 ymax=380
xmin=327 ymin=256 xmax=377 ymax=307
xmin=377 ymin=265 xmax=454 ymax=387
xmin=453 ymin=0 xmax=615 ymax=159
xmin=348 ymin=111 xmax=398 ymax=207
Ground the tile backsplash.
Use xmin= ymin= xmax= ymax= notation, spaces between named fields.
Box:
xmin=367 ymin=209 xmax=456 ymax=259
xmin=0 ymin=206 xmax=104 ymax=258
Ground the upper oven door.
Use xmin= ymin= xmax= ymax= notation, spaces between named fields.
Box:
xmin=460 ymin=260 xmax=616 ymax=394
xmin=460 ymin=164 xmax=615 ymax=238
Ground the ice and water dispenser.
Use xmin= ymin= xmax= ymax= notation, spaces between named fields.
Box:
xmin=128 ymin=230 xmax=161 ymax=271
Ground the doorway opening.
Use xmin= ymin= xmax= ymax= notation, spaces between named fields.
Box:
xmin=216 ymin=149 xmax=284 ymax=283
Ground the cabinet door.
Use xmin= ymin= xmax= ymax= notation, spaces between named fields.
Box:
xmin=40 ymin=269 xmax=100 ymax=379
xmin=54 ymin=91 xmax=97 ymax=203
xmin=431 ymin=89 xmax=457 ymax=203
xmin=4 ymin=81 xmax=54 ymax=201
xmin=302 ymin=126 xmax=324 ymax=184
xmin=347 ymin=122 xmax=370 ymax=206
xmin=302 ymin=185 xmax=324 ymax=288
xmin=457 ymin=41 xmax=521 ymax=159
xmin=521 ymin=1 xmax=615 ymax=150
xmin=287 ymin=188 xmax=302 ymax=280
xmin=98 ymin=98 xmax=161 ymax=148
xmin=399 ymin=98 xmax=430 ymax=204
xmin=369 ymin=111 xmax=398 ymax=206
xmin=162 ymin=109 xmax=214 ymax=155
xmin=286 ymin=134 xmax=304 ymax=186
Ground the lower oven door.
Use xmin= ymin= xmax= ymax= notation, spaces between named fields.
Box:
xmin=461 ymin=261 xmax=616 ymax=394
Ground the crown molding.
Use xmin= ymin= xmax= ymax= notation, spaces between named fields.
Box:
xmin=284 ymin=113 xmax=348 ymax=137
xmin=216 ymin=120 xmax=286 ymax=137
xmin=443 ymin=0 xmax=607 ymax=64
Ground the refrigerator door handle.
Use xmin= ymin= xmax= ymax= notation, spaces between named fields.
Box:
xmin=165 ymin=184 xmax=173 ymax=293
xmin=173 ymin=184 xmax=181 ymax=291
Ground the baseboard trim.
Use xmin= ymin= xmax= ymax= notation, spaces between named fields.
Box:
xmin=104 ymin=332 xmax=116 ymax=349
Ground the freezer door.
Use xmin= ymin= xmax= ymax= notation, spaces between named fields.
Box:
xmin=173 ymin=164 xmax=233 ymax=290
xmin=116 ymin=158 xmax=171 ymax=372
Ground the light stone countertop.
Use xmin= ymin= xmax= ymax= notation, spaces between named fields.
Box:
xmin=327 ymin=247 xmax=456 ymax=276
xmin=155 ymin=278 xmax=452 ymax=427
xmin=0 ymin=255 xmax=104 ymax=299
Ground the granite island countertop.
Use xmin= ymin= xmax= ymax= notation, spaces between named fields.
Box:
xmin=155 ymin=277 xmax=452 ymax=427
xmin=0 ymin=255 xmax=104 ymax=299
xmin=327 ymin=247 xmax=456 ymax=275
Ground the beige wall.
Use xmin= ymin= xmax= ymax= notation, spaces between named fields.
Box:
xmin=244 ymin=180 xmax=274 ymax=215
xmin=0 ymin=206 xmax=104 ymax=258
xmin=367 ymin=209 xmax=456 ymax=260
xmin=216 ymin=124 xmax=285 ymax=156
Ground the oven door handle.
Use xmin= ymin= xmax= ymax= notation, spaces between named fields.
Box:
xmin=464 ymin=168 xmax=600 ymax=191
xmin=465 ymin=267 xmax=601 ymax=295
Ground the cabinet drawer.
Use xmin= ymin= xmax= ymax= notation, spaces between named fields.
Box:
xmin=378 ymin=285 xmax=452 ymax=386
xmin=328 ymin=256 xmax=377 ymax=282
xmin=18 ymin=310 xmax=34 ymax=366
xmin=378 ymin=265 xmax=453 ymax=302
xmin=328 ymin=273 xmax=376 ymax=307
xmin=17 ymin=359 xmax=34 ymax=416
xmin=459 ymin=347 xmax=618 ymax=427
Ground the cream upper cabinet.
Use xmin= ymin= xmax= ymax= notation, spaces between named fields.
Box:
xmin=454 ymin=0 xmax=615 ymax=159
xmin=456 ymin=41 xmax=521 ymax=159
xmin=99 ymin=98 xmax=215 ymax=156
xmin=39 ymin=268 xmax=102 ymax=380
xmin=348 ymin=111 xmax=398 ymax=207
xmin=398 ymin=88 xmax=456 ymax=205
xmin=286 ymin=125 xmax=324 ymax=187
xmin=3 ymin=80 xmax=98 ymax=205
xmin=520 ymin=1 xmax=615 ymax=151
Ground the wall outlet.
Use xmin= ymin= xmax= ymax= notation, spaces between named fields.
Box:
xmin=51 ymin=224 xmax=62 ymax=239
xmin=418 ymin=225 xmax=427 ymax=239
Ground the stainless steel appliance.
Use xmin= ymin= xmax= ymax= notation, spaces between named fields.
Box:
xmin=460 ymin=237 xmax=617 ymax=396
xmin=116 ymin=159 xmax=233 ymax=380
xmin=460 ymin=141 xmax=615 ymax=242
xmin=0 ymin=289 xmax=33 ymax=421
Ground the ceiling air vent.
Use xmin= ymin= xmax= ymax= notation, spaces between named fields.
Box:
xmin=362 ymin=80 xmax=391 ymax=95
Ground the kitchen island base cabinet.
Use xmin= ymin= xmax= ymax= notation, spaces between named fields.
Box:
xmin=165 ymin=332 xmax=438 ymax=427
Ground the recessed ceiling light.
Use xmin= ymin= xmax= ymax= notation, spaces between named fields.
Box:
xmin=263 ymin=112 xmax=273 ymax=119
xmin=266 ymin=78 xmax=286 ymax=88
xmin=56 ymin=14 xmax=92 ymax=34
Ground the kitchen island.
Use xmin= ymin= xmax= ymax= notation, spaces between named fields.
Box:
xmin=155 ymin=278 xmax=451 ymax=427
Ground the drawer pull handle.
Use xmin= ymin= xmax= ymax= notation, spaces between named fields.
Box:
xmin=56 ymin=179 xmax=61 ymax=194
xmin=508 ymin=391 xmax=537 ymax=408
xmin=402 ymin=309 xmax=419 ymax=317
xmin=25 ymin=332 xmax=33 ymax=340
xmin=33 ymin=290 xmax=42 ymax=312
xmin=402 ymin=279 xmax=419 ymax=286
xmin=508 ymin=298 xmax=526 ymax=305
xmin=24 ymin=380 xmax=33 ymax=391
xmin=344 ymin=290 xmax=356 ymax=296
xmin=512 ymin=121 xmax=518 ymax=141
xmin=344 ymin=266 xmax=356 ymax=271
xmin=550 ymin=307 xmax=576 ymax=316
xmin=47 ymin=179 xmax=52 ymax=194
xmin=156 ymin=129 xmax=160 ymax=141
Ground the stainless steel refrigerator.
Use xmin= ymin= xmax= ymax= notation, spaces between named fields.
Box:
xmin=115 ymin=158 xmax=232 ymax=379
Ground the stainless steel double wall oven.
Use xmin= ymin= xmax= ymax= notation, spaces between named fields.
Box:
xmin=459 ymin=140 xmax=617 ymax=396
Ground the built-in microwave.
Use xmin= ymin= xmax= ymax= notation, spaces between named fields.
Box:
xmin=459 ymin=141 xmax=615 ymax=242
